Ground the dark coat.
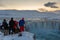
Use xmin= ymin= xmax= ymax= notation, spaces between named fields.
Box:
xmin=2 ymin=21 xmax=8 ymax=30
xmin=9 ymin=20 xmax=15 ymax=28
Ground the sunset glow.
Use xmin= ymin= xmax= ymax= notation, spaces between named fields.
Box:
xmin=0 ymin=0 xmax=60 ymax=11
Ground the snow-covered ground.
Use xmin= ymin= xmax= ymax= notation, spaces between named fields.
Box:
xmin=0 ymin=31 xmax=34 ymax=40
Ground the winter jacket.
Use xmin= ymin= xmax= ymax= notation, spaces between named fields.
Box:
xmin=2 ymin=21 xmax=8 ymax=29
xmin=19 ymin=20 xmax=25 ymax=26
xmin=9 ymin=20 xmax=15 ymax=28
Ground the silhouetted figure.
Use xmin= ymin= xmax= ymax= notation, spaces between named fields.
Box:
xmin=2 ymin=19 xmax=8 ymax=30
xmin=0 ymin=23 xmax=2 ymax=30
xmin=2 ymin=19 xmax=9 ymax=35
xmin=9 ymin=18 xmax=15 ymax=34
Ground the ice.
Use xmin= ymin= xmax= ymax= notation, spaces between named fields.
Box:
xmin=0 ymin=10 xmax=60 ymax=20
xmin=0 ymin=31 xmax=34 ymax=40
xmin=25 ymin=20 xmax=60 ymax=40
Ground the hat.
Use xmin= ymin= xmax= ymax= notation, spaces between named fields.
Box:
xmin=22 ymin=18 xmax=24 ymax=20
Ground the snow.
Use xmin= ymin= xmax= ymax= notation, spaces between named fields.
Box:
xmin=0 ymin=31 xmax=34 ymax=40
xmin=0 ymin=10 xmax=60 ymax=20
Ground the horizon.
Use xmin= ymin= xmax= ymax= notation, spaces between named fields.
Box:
xmin=0 ymin=9 xmax=60 ymax=12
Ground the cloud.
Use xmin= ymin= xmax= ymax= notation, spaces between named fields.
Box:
xmin=0 ymin=4 xmax=5 ymax=7
xmin=38 ymin=8 xmax=48 ymax=12
xmin=0 ymin=0 xmax=6 ymax=7
xmin=44 ymin=2 xmax=58 ymax=8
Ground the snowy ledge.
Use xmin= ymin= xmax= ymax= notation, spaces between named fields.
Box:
xmin=0 ymin=31 xmax=34 ymax=40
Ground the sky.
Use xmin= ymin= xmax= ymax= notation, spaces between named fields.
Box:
xmin=0 ymin=0 xmax=60 ymax=11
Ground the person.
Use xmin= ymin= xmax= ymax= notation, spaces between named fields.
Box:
xmin=19 ymin=18 xmax=25 ymax=32
xmin=2 ymin=19 xmax=8 ymax=30
xmin=14 ymin=20 xmax=18 ymax=33
xmin=2 ymin=19 xmax=9 ymax=35
xmin=0 ymin=23 xmax=2 ymax=30
xmin=18 ymin=18 xmax=25 ymax=36
xmin=9 ymin=18 xmax=15 ymax=34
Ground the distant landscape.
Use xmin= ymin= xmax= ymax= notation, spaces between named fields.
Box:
xmin=0 ymin=10 xmax=60 ymax=20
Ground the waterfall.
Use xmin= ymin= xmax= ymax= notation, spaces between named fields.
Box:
xmin=25 ymin=20 xmax=60 ymax=33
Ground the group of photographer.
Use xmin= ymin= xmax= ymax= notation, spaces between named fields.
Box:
xmin=0 ymin=17 xmax=25 ymax=35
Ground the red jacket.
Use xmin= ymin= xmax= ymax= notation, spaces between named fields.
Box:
xmin=14 ymin=21 xmax=18 ymax=29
